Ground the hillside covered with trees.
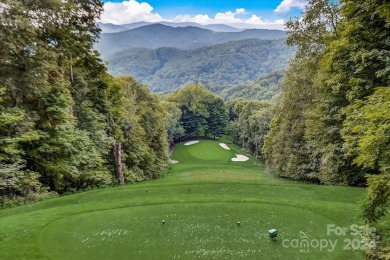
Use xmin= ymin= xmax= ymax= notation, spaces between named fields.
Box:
xmin=212 ymin=70 xmax=284 ymax=101
xmin=95 ymin=24 xmax=287 ymax=57
xmin=107 ymin=39 xmax=294 ymax=92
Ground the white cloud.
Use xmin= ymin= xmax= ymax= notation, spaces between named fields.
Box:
xmin=235 ymin=8 xmax=246 ymax=15
xmin=214 ymin=9 xmax=245 ymax=23
xmin=101 ymin=0 xmax=162 ymax=24
xmin=101 ymin=2 xmax=286 ymax=30
xmin=174 ymin=14 xmax=213 ymax=24
xmin=174 ymin=9 xmax=285 ymax=30
xmin=274 ymin=0 xmax=308 ymax=14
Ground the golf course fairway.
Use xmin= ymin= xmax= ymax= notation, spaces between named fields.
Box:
xmin=0 ymin=140 xmax=366 ymax=259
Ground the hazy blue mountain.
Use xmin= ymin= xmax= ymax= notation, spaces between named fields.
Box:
xmin=97 ymin=22 xmax=243 ymax=34
xmin=95 ymin=24 xmax=286 ymax=57
xmin=106 ymin=39 xmax=295 ymax=92
xmin=97 ymin=22 xmax=129 ymax=33
xmin=119 ymin=21 xmax=152 ymax=30
xmin=158 ymin=22 xmax=242 ymax=32
xmin=202 ymin=24 xmax=243 ymax=32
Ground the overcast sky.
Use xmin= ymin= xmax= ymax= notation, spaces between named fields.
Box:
xmin=100 ymin=0 xmax=308 ymax=30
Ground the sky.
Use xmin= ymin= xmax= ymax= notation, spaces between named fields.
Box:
xmin=100 ymin=0 xmax=308 ymax=30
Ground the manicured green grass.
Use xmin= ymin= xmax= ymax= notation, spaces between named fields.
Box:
xmin=0 ymin=140 xmax=366 ymax=259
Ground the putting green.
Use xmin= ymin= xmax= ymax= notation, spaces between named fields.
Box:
xmin=185 ymin=141 xmax=231 ymax=161
xmin=171 ymin=140 xmax=255 ymax=166
xmin=0 ymin=139 xmax=366 ymax=259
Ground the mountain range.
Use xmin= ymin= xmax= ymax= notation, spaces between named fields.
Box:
xmin=97 ymin=21 xmax=244 ymax=33
xmin=93 ymin=23 xmax=293 ymax=97
xmin=106 ymin=39 xmax=295 ymax=92
xmin=95 ymin=24 xmax=287 ymax=58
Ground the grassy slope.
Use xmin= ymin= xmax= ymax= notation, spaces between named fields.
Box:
xmin=0 ymin=140 xmax=366 ymax=259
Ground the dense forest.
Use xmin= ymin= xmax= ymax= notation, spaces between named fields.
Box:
xmin=106 ymin=39 xmax=294 ymax=92
xmin=0 ymin=0 xmax=227 ymax=206
xmin=212 ymin=70 xmax=284 ymax=101
xmin=0 ymin=0 xmax=388 ymax=258
xmin=226 ymin=98 xmax=273 ymax=159
xmin=0 ymin=0 xmax=178 ymax=202
xmin=164 ymin=85 xmax=228 ymax=141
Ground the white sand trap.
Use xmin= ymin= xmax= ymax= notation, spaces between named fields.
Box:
xmin=184 ymin=140 xmax=199 ymax=146
xmin=231 ymin=154 xmax=249 ymax=162
xmin=169 ymin=160 xmax=179 ymax=164
xmin=219 ymin=143 xmax=230 ymax=150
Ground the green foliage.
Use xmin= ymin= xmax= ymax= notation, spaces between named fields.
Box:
xmin=205 ymin=99 xmax=228 ymax=138
xmin=363 ymin=174 xmax=390 ymax=223
xmin=363 ymin=174 xmax=390 ymax=259
xmin=263 ymin=0 xmax=340 ymax=183
xmin=117 ymin=76 xmax=169 ymax=180
xmin=305 ymin=0 xmax=390 ymax=185
xmin=264 ymin=0 xmax=389 ymax=257
xmin=263 ymin=58 xmax=321 ymax=181
xmin=107 ymin=39 xmax=295 ymax=92
xmin=161 ymin=101 xmax=185 ymax=144
xmin=169 ymin=85 xmax=228 ymax=140
xmin=285 ymin=0 xmax=339 ymax=58
xmin=265 ymin=0 xmax=389 ymax=184
xmin=343 ymin=88 xmax=390 ymax=173
xmin=0 ymin=87 xmax=42 ymax=200
xmin=26 ymin=83 xmax=112 ymax=192
xmin=228 ymin=99 xmax=273 ymax=159
xmin=0 ymin=0 xmax=171 ymax=203
xmin=343 ymin=88 xmax=389 ymax=251
xmin=170 ymin=85 xmax=214 ymax=117
xmin=212 ymin=70 xmax=284 ymax=101
xmin=180 ymin=107 xmax=203 ymax=139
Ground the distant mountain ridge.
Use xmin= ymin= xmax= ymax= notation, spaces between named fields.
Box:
xmin=97 ymin=21 xmax=244 ymax=33
xmin=95 ymin=24 xmax=287 ymax=58
xmin=106 ymin=39 xmax=295 ymax=92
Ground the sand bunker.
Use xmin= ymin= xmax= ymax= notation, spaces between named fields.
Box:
xmin=184 ymin=140 xmax=199 ymax=146
xmin=231 ymin=154 xmax=249 ymax=162
xmin=169 ymin=160 xmax=179 ymax=164
xmin=219 ymin=143 xmax=230 ymax=150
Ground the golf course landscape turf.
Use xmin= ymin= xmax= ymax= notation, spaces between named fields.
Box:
xmin=0 ymin=139 xmax=367 ymax=259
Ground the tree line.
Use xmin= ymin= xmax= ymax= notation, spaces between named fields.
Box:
xmin=260 ymin=1 xmax=389 ymax=258
xmin=226 ymin=98 xmax=273 ymax=160
xmin=165 ymin=85 xmax=228 ymax=141
xmin=0 ymin=0 xmax=172 ymax=205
